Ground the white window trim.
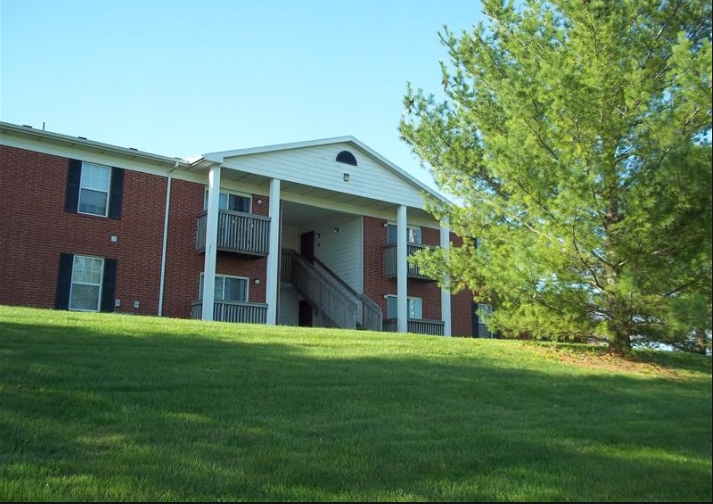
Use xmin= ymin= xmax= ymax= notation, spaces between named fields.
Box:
xmin=203 ymin=189 xmax=253 ymax=213
xmin=385 ymin=295 xmax=423 ymax=319
xmin=386 ymin=222 xmax=422 ymax=244
xmin=199 ymin=273 xmax=250 ymax=302
xmin=69 ymin=255 xmax=104 ymax=312
xmin=78 ymin=162 xmax=111 ymax=218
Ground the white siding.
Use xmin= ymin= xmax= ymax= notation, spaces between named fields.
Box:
xmin=281 ymin=224 xmax=300 ymax=251
xmin=313 ymin=214 xmax=363 ymax=293
xmin=278 ymin=284 xmax=300 ymax=326
xmin=220 ymin=143 xmax=426 ymax=208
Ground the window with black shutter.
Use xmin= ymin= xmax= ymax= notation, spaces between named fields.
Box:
xmin=64 ymin=159 xmax=124 ymax=219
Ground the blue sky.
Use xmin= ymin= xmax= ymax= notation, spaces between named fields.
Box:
xmin=1 ymin=0 xmax=484 ymax=190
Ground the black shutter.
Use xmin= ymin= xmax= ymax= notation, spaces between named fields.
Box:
xmin=65 ymin=160 xmax=82 ymax=213
xmin=108 ymin=168 xmax=124 ymax=220
xmin=101 ymin=259 xmax=118 ymax=312
xmin=55 ymin=253 xmax=74 ymax=310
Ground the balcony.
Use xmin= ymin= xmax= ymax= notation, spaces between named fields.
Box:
xmin=195 ymin=210 xmax=270 ymax=257
xmin=383 ymin=318 xmax=445 ymax=336
xmin=383 ymin=243 xmax=435 ymax=281
xmin=190 ymin=300 xmax=268 ymax=324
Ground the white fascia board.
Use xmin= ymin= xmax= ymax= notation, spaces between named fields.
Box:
xmin=205 ymin=136 xmax=357 ymax=159
xmin=0 ymin=121 xmax=188 ymax=168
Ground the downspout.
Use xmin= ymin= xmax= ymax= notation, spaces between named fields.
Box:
xmin=158 ymin=160 xmax=179 ymax=316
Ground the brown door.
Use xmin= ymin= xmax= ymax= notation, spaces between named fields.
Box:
xmin=298 ymin=300 xmax=313 ymax=327
xmin=300 ymin=231 xmax=315 ymax=263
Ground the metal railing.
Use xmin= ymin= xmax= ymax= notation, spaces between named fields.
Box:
xmin=383 ymin=242 xmax=435 ymax=281
xmin=383 ymin=318 xmax=445 ymax=336
xmin=195 ymin=209 xmax=270 ymax=256
xmin=190 ymin=300 xmax=268 ymax=324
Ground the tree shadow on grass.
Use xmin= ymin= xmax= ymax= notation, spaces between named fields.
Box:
xmin=0 ymin=318 xmax=711 ymax=502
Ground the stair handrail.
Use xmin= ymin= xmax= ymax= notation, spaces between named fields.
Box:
xmin=287 ymin=250 xmax=358 ymax=330
xmin=312 ymin=256 xmax=383 ymax=331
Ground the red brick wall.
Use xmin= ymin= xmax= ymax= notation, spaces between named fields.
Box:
xmin=0 ymin=145 xmax=165 ymax=315
xmin=361 ymin=216 xmax=473 ymax=336
xmin=0 ymin=146 xmax=271 ymax=318
xmin=159 ymin=179 xmax=269 ymax=318
xmin=449 ymin=234 xmax=476 ymax=337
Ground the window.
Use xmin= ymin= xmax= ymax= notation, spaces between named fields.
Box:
xmin=199 ymin=274 xmax=248 ymax=302
xmin=204 ymin=190 xmax=252 ymax=213
xmin=55 ymin=253 xmax=117 ymax=312
xmin=336 ymin=150 xmax=357 ymax=166
xmin=79 ymin=162 xmax=111 ymax=216
xmin=387 ymin=224 xmax=422 ymax=244
xmin=65 ymin=159 xmax=124 ymax=219
xmin=475 ymin=303 xmax=493 ymax=338
xmin=386 ymin=295 xmax=423 ymax=319
xmin=69 ymin=256 xmax=104 ymax=311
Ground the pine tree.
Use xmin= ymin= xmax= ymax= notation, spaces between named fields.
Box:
xmin=400 ymin=0 xmax=712 ymax=354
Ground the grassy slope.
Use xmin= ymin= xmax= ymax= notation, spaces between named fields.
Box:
xmin=0 ymin=305 xmax=711 ymax=502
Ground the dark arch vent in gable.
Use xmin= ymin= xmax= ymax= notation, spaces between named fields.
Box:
xmin=336 ymin=150 xmax=357 ymax=166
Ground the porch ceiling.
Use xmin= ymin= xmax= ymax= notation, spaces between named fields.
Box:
xmin=218 ymin=168 xmax=433 ymax=222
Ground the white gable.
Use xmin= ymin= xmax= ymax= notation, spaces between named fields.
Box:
xmin=207 ymin=139 xmax=442 ymax=209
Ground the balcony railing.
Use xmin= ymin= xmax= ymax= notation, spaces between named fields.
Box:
xmin=195 ymin=210 xmax=270 ymax=257
xmin=383 ymin=242 xmax=435 ymax=281
xmin=190 ymin=300 xmax=268 ymax=324
xmin=383 ymin=318 xmax=445 ymax=336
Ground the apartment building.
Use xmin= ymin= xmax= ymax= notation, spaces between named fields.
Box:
xmin=0 ymin=121 xmax=487 ymax=336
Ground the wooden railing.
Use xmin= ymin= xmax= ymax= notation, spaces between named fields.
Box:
xmin=280 ymin=250 xmax=383 ymax=331
xmin=282 ymin=250 xmax=358 ymax=330
xmin=195 ymin=210 xmax=270 ymax=256
xmin=190 ymin=300 xmax=268 ymax=324
xmin=358 ymin=294 xmax=383 ymax=332
xmin=383 ymin=243 xmax=435 ymax=281
xmin=312 ymin=257 xmax=383 ymax=332
xmin=383 ymin=318 xmax=445 ymax=336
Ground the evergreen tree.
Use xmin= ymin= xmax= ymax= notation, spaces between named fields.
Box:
xmin=400 ymin=0 xmax=712 ymax=354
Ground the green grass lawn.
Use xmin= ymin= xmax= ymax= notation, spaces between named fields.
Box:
xmin=1 ymin=305 xmax=710 ymax=502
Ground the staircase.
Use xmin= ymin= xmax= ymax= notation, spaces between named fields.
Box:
xmin=281 ymin=249 xmax=383 ymax=331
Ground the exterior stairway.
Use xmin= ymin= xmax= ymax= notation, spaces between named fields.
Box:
xmin=281 ymin=249 xmax=382 ymax=331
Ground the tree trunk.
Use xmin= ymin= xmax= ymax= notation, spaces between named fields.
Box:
xmin=693 ymin=327 xmax=708 ymax=354
xmin=608 ymin=329 xmax=632 ymax=355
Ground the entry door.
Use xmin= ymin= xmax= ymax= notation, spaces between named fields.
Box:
xmin=298 ymin=300 xmax=313 ymax=327
xmin=300 ymin=231 xmax=315 ymax=263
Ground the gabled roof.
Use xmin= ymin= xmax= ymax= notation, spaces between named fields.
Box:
xmin=0 ymin=121 xmax=189 ymax=169
xmin=203 ymin=136 xmax=449 ymax=204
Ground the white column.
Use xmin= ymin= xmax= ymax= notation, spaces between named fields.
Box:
xmin=265 ymin=178 xmax=281 ymax=325
xmin=201 ymin=166 xmax=221 ymax=321
xmin=397 ymin=205 xmax=408 ymax=333
xmin=440 ymin=219 xmax=452 ymax=337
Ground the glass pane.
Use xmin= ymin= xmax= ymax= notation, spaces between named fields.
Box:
xmin=238 ymin=196 xmax=251 ymax=213
xmin=218 ymin=193 xmax=228 ymax=210
xmin=81 ymin=163 xmax=110 ymax=191
xmin=79 ymin=189 xmax=108 ymax=216
xmin=70 ymin=284 xmax=100 ymax=311
xmin=387 ymin=225 xmax=397 ymax=244
xmin=386 ymin=296 xmax=396 ymax=319
xmin=408 ymin=298 xmax=423 ymax=319
xmin=224 ymin=278 xmax=246 ymax=301
xmin=409 ymin=228 xmax=422 ymax=244
xmin=72 ymin=256 xmax=103 ymax=284
xmin=214 ymin=277 xmax=224 ymax=300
